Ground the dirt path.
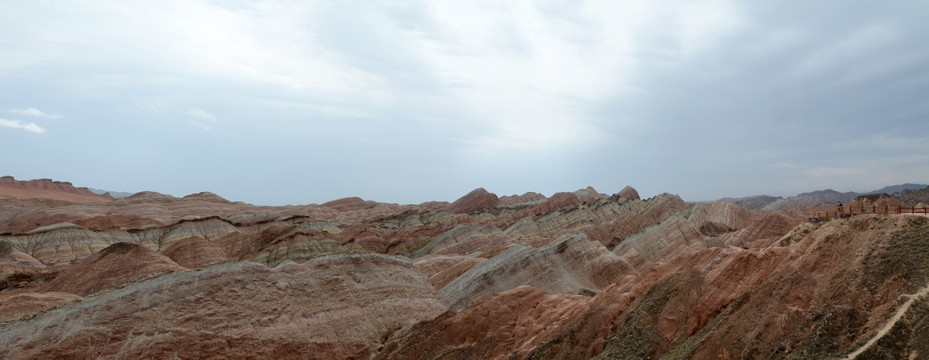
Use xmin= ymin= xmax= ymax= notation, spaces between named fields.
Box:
xmin=843 ymin=284 xmax=929 ymax=359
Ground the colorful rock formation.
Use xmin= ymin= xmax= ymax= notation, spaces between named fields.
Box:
xmin=0 ymin=254 xmax=446 ymax=359
xmin=1 ymin=177 xmax=926 ymax=359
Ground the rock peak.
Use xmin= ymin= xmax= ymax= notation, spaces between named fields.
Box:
xmin=573 ymin=186 xmax=605 ymax=203
xmin=41 ymin=242 xmax=184 ymax=296
xmin=322 ymin=197 xmax=376 ymax=211
xmin=618 ymin=185 xmax=640 ymax=201
xmin=124 ymin=191 xmax=177 ymax=202
xmin=182 ymin=192 xmax=230 ymax=203
xmin=447 ymin=188 xmax=499 ymax=214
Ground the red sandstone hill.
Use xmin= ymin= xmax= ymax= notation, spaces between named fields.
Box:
xmin=41 ymin=242 xmax=185 ymax=296
xmin=380 ymin=214 xmax=929 ymax=359
xmin=0 ymin=176 xmax=112 ymax=203
xmin=0 ymin=178 xmax=927 ymax=359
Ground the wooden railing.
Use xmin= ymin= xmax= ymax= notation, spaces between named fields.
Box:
xmin=808 ymin=206 xmax=928 ymax=222
xmin=898 ymin=207 xmax=929 ymax=214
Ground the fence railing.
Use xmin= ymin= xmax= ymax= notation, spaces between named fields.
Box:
xmin=898 ymin=207 xmax=929 ymax=214
xmin=808 ymin=206 xmax=928 ymax=222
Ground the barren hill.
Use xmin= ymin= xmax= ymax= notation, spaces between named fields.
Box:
xmin=718 ymin=194 xmax=782 ymax=210
xmin=894 ymin=185 xmax=929 ymax=206
xmin=1 ymin=178 xmax=927 ymax=359
xmin=0 ymin=176 xmax=112 ymax=203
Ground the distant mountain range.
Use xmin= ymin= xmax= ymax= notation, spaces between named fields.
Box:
xmin=8 ymin=175 xmax=927 ymax=210
xmin=719 ymin=183 xmax=929 ymax=210
xmin=864 ymin=183 xmax=929 ymax=195
xmin=88 ymin=188 xmax=133 ymax=198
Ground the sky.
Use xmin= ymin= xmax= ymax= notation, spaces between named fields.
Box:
xmin=1 ymin=0 xmax=927 ymax=205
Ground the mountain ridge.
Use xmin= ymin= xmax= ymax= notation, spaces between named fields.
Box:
xmin=2 ymin=177 xmax=927 ymax=358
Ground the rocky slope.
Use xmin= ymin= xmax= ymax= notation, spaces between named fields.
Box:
xmin=381 ymin=214 xmax=929 ymax=360
xmin=0 ymin=254 xmax=446 ymax=359
xmin=0 ymin=177 xmax=926 ymax=359
xmin=718 ymin=194 xmax=782 ymax=210
xmin=894 ymin=186 xmax=929 ymax=206
xmin=0 ymin=176 xmax=112 ymax=203
xmin=40 ymin=242 xmax=185 ymax=296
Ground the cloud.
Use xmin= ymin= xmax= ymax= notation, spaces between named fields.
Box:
xmin=114 ymin=2 xmax=380 ymax=98
xmin=130 ymin=96 xmax=177 ymax=115
xmin=188 ymin=108 xmax=217 ymax=131
xmin=0 ymin=118 xmax=47 ymax=134
xmin=189 ymin=121 xmax=213 ymax=132
xmin=9 ymin=107 xmax=62 ymax=119
xmin=0 ymin=1 xmax=749 ymax=156
xmin=0 ymin=1 xmax=925 ymax=204
xmin=396 ymin=1 xmax=748 ymax=156
xmin=189 ymin=108 xmax=216 ymax=121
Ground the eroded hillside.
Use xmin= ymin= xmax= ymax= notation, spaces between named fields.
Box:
xmin=1 ymin=177 xmax=927 ymax=359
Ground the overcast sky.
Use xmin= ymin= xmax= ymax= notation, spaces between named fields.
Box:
xmin=1 ymin=1 xmax=926 ymax=205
